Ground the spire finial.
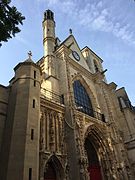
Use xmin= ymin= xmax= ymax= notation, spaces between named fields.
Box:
xmin=44 ymin=9 xmax=54 ymax=21
xmin=69 ymin=28 xmax=72 ymax=35
xmin=28 ymin=51 xmax=32 ymax=59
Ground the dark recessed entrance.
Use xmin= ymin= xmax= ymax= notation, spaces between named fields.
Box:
xmin=44 ymin=161 xmax=56 ymax=180
xmin=85 ymin=138 xmax=102 ymax=180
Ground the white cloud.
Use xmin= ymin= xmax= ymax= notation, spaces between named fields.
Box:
xmin=97 ymin=1 xmax=103 ymax=8
xmin=15 ymin=35 xmax=29 ymax=45
xmin=61 ymin=1 xmax=77 ymax=14
xmin=45 ymin=0 xmax=59 ymax=6
xmin=77 ymin=1 xmax=135 ymax=45
xmin=36 ymin=0 xmax=77 ymax=15
xmin=37 ymin=0 xmax=59 ymax=6
xmin=36 ymin=0 xmax=135 ymax=45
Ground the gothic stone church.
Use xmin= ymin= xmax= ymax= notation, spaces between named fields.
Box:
xmin=0 ymin=10 xmax=135 ymax=180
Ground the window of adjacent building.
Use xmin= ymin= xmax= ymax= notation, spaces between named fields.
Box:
xmin=73 ymin=80 xmax=94 ymax=117
xmin=33 ymin=99 xmax=35 ymax=108
xmin=31 ymin=129 xmax=34 ymax=140
xmin=29 ymin=168 xmax=32 ymax=180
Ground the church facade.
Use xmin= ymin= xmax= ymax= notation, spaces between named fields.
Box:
xmin=0 ymin=9 xmax=135 ymax=180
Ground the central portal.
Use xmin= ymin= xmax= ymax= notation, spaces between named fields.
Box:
xmin=85 ymin=138 xmax=102 ymax=180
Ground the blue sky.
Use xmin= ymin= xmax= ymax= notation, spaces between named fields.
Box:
xmin=0 ymin=0 xmax=135 ymax=105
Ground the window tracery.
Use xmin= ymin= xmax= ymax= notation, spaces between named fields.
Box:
xmin=73 ymin=80 xmax=94 ymax=117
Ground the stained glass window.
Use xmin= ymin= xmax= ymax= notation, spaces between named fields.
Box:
xmin=73 ymin=80 xmax=94 ymax=117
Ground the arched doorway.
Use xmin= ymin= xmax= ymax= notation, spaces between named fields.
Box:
xmin=44 ymin=156 xmax=64 ymax=180
xmin=44 ymin=161 xmax=56 ymax=180
xmin=85 ymin=137 xmax=102 ymax=180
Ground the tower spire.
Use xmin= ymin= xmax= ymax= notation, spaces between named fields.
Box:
xmin=41 ymin=10 xmax=59 ymax=94
xmin=43 ymin=9 xmax=55 ymax=57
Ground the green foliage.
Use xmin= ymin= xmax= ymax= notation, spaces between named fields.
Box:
xmin=0 ymin=0 xmax=25 ymax=46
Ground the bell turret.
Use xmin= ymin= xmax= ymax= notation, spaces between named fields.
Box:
xmin=41 ymin=10 xmax=59 ymax=95
xmin=43 ymin=9 xmax=55 ymax=56
xmin=44 ymin=9 xmax=54 ymax=21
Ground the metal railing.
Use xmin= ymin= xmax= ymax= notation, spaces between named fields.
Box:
xmin=41 ymin=88 xmax=64 ymax=104
xmin=76 ymin=105 xmax=106 ymax=122
xmin=40 ymin=88 xmax=105 ymax=122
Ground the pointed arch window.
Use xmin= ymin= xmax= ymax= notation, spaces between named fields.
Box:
xmin=73 ymin=80 xmax=94 ymax=117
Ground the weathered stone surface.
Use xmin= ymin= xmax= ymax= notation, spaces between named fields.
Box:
xmin=0 ymin=9 xmax=135 ymax=180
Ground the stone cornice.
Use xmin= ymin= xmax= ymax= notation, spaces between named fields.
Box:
xmin=92 ymin=72 xmax=105 ymax=83
xmin=43 ymin=37 xmax=55 ymax=44
xmin=108 ymin=82 xmax=117 ymax=91
xmin=14 ymin=61 xmax=42 ymax=75
xmin=0 ymin=84 xmax=8 ymax=89
xmin=10 ymin=77 xmax=41 ymax=86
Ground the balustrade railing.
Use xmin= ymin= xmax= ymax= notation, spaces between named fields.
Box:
xmin=76 ymin=105 xmax=106 ymax=122
xmin=41 ymin=88 xmax=105 ymax=122
xmin=41 ymin=88 xmax=64 ymax=104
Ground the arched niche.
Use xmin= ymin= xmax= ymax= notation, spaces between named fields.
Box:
xmin=44 ymin=155 xmax=64 ymax=180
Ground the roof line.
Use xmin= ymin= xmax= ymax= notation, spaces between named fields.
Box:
xmin=81 ymin=46 xmax=103 ymax=62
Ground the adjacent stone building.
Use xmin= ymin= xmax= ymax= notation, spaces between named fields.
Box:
xmin=0 ymin=9 xmax=135 ymax=180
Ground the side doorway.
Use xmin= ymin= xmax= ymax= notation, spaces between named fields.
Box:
xmin=44 ymin=156 xmax=64 ymax=180
xmin=44 ymin=161 xmax=56 ymax=180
